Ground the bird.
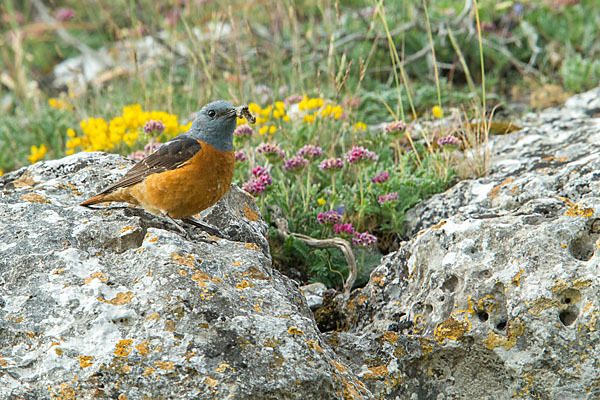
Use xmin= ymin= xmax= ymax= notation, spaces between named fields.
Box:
xmin=80 ymin=100 xmax=253 ymax=235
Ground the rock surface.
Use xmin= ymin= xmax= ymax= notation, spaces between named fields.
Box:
xmin=326 ymin=88 xmax=600 ymax=399
xmin=0 ymin=152 xmax=373 ymax=399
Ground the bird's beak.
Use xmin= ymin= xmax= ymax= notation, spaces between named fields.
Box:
xmin=235 ymin=105 xmax=256 ymax=124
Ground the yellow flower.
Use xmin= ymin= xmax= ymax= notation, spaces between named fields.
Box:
xmin=354 ymin=122 xmax=367 ymax=131
xmin=67 ymin=128 xmax=76 ymax=137
xmin=317 ymin=198 xmax=326 ymax=206
xmin=248 ymin=103 xmax=261 ymax=115
xmin=28 ymin=144 xmax=47 ymax=164
xmin=303 ymin=114 xmax=315 ymax=124
xmin=180 ymin=121 xmax=193 ymax=132
xmin=272 ymin=109 xmax=281 ymax=119
xmin=48 ymin=98 xmax=73 ymax=111
xmin=269 ymin=125 xmax=277 ymax=134
xmin=275 ymin=101 xmax=285 ymax=112
xmin=433 ymin=105 xmax=444 ymax=119
xmin=259 ymin=126 xmax=269 ymax=135
xmin=283 ymin=114 xmax=290 ymax=122
xmin=0 ymin=169 xmax=3 ymax=176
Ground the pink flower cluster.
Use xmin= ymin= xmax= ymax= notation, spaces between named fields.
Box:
xmin=257 ymin=143 xmax=285 ymax=160
xmin=296 ymin=145 xmax=323 ymax=159
xmin=378 ymin=192 xmax=399 ymax=204
xmin=317 ymin=210 xmax=342 ymax=224
xmin=284 ymin=94 xmax=303 ymax=106
xmin=235 ymin=150 xmax=247 ymax=162
xmin=143 ymin=120 xmax=166 ymax=134
xmin=371 ymin=171 xmax=389 ymax=184
xmin=242 ymin=166 xmax=273 ymax=195
xmin=318 ymin=157 xmax=344 ymax=171
xmin=437 ymin=135 xmax=461 ymax=148
xmin=127 ymin=140 xmax=163 ymax=160
xmin=234 ymin=124 xmax=254 ymax=138
xmin=344 ymin=145 xmax=378 ymax=164
xmin=334 ymin=223 xmax=355 ymax=236
xmin=384 ymin=121 xmax=407 ymax=134
xmin=283 ymin=156 xmax=308 ymax=172
xmin=352 ymin=231 xmax=377 ymax=247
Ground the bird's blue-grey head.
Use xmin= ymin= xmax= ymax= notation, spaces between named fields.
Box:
xmin=189 ymin=100 xmax=238 ymax=151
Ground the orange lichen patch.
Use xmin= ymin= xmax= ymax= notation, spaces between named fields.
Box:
xmin=254 ymin=303 xmax=262 ymax=313
xmin=146 ymin=312 xmax=159 ymax=321
xmin=122 ymin=365 xmax=132 ymax=373
xmin=178 ymin=269 xmax=187 ymax=276
xmin=357 ymin=294 xmax=368 ymax=306
xmin=164 ymin=320 xmax=176 ymax=332
xmin=216 ymin=363 xmax=235 ymax=373
xmin=56 ymin=182 xmax=82 ymax=195
xmin=430 ymin=220 xmax=446 ymax=230
xmin=148 ymin=236 xmax=158 ymax=242
xmin=332 ymin=360 xmax=349 ymax=373
xmin=154 ymin=360 xmax=175 ymax=371
xmin=53 ymin=268 xmax=66 ymax=275
xmin=245 ymin=267 xmax=268 ymax=280
xmin=488 ymin=177 xmax=514 ymax=199
xmin=204 ymin=377 xmax=219 ymax=387
xmin=236 ymin=280 xmax=252 ymax=289
xmin=232 ymin=260 xmax=241 ymax=266
xmin=512 ymin=269 xmax=525 ymax=286
xmin=371 ymin=272 xmax=386 ymax=287
xmin=382 ymin=331 xmax=399 ymax=344
xmin=98 ymin=291 xmax=134 ymax=305
xmin=170 ymin=252 xmax=196 ymax=268
xmin=20 ymin=193 xmax=51 ymax=204
xmin=509 ymin=185 xmax=520 ymax=195
xmin=143 ymin=367 xmax=155 ymax=376
xmin=559 ymin=197 xmax=594 ymax=217
xmin=118 ymin=394 xmax=128 ymax=400
xmin=363 ymin=365 xmax=389 ymax=380
xmin=114 ymin=339 xmax=133 ymax=356
xmin=26 ymin=331 xmax=35 ymax=338
xmin=77 ymin=355 xmax=93 ymax=368
xmin=287 ymin=326 xmax=305 ymax=335
xmin=135 ymin=341 xmax=150 ymax=356
xmin=55 ymin=347 xmax=64 ymax=356
xmin=245 ymin=242 xmax=260 ymax=251
xmin=434 ymin=317 xmax=468 ymax=342
xmin=243 ymin=203 xmax=259 ymax=221
xmin=120 ymin=225 xmax=134 ymax=234
xmin=191 ymin=271 xmax=223 ymax=287
xmin=58 ymin=382 xmax=76 ymax=399
xmin=12 ymin=172 xmax=36 ymax=188
xmin=0 ymin=356 xmax=8 ymax=367
xmin=562 ymin=243 xmax=568 ymax=248
xmin=84 ymin=272 xmax=108 ymax=284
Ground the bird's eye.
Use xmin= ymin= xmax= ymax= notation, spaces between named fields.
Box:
xmin=207 ymin=110 xmax=216 ymax=118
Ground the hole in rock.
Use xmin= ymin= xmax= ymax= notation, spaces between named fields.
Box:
xmin=496 ymin=321 xmax=507 ymax=330
xmin=441 ymin=275 xmax=459 ymax=293
xmin=477 ymin=311 xmax=489 ymax=322
xmin=569 ymin=235 xmax=595 ymax=261
xmin=559 ymin=310 xmax=577 ymax=326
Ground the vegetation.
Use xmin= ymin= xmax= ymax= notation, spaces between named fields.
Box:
xmin=1 ymin=0 xmax=598 ymax=288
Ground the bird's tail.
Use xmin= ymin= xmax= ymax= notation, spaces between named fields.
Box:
xmin=79 ymin=194 xmax=107 ymax=207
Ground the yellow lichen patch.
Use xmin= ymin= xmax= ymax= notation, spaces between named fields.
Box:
xmin=433 ymin=317 xmax=468 ymax=342
xmin=552 ymin=278 xmax=591 ymax=292
xmin=146 ymin=312 xmax=159 ymax=321
xmin=85 ymin=272 xmax=108 ymax=284
xmin=287 ymin=326 xmax=305 ymax=335
xmin=114 ymin=339 xmax=133 ymax=357
xmin=430 ymin=220 xmax=446 ymax=230
xmin=236 ymin=280 xmax=252 ymax=290
xmin=245 ymin=267 xmax=268 ymax=280
xmin=245 ymin=242 xmax=260 ymax=251
xmin=204 ymin=377 xmax=219 ymax=387
xmin=216 ymin=363 xmax=235 ymax=373
xmin=559 ymin=197 xmax=594 ymax=217
xmin=164 ymin=320 xmax=176 ymax=332
xmin=362 ymin=365 xmax=389 ymax=380
xmin=232 ymin=260 xmax=241 ymax=266
xmin=20 ymin=193 xmax=51 ymax=204
xmin=512 ymin=269 xmax=524 ymax=286
xmin=254 ymin=303 xmax=262 ymax=313
xmin=118 ymin=394 xmax=128 ymax=400
xmin=170 ymin=252 xmax=195 ymax=268
xmin=135 ymin=341 xmax=150 ymax=356
xmin=332 ymin=360 xmax=349 ymax=373
xmin=527 ymin=298 xmax=555 ymax=316
xmin=12 ymin=172 xmax=36 ymax=188
xmin=143 ymin=367 xmax=155 ymax=376
xmin=122 ymin=365 xmax=131 ymax=373
xmin=154 ymin=360 xmax=174 ymax=371
xmin=178 ymin=269 xmax=187 ymax=276
xmin=120 ymin=225 xmax=134 ymax=234
xmin=418 ymin=337 xmax=434 ymax=354
xmin=98 ymin=291 xmax=134 ymax=305
xmin=77 ymin=355 xmax=93 ymax=368
xmin=0 ymin=355 xmax=8 ymax=367
xmin=243 ymin=203 xmax=259 ymax=221
xmin=264 ymin=337 xmax=281 ymax=348
xmin=58 ymin=382 xmax=76 ymax=399
xmin=488 ymin=177 xmax=514 ymax=199
xmin=485 ymin=319 xmax=524 ymax=350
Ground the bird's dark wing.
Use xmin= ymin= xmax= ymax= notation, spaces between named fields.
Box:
xmin=98 ymin=136 xmax=202 ymax=195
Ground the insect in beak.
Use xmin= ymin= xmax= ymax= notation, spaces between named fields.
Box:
xmin=235 ymin=105 xmax=256 ymax=124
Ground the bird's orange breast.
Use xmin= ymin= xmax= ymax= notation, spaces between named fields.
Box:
xmin=127 ymin=141 xmax=235 ymax=219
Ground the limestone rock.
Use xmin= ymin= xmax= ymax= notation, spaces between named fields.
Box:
xmin=329 ymin=87 xmax=600 ymax=399
xmin=0 ymin=152 xmax=373 ymax=400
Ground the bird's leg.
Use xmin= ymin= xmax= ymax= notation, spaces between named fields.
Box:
xmin=161 ymin=214 xmax=217 ymax=243
xmin=162 ymin=213 xmax=190 ymax=236
xmin=181 ymin=218 xmax=224 ymax=240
